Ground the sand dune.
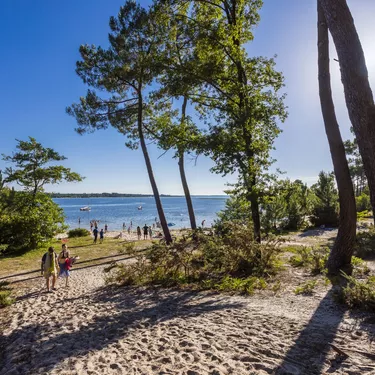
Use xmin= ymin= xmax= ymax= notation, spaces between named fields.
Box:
xmin=1 ymin=263 xmax=375 ymax=374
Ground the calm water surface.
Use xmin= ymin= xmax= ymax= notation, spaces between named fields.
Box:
xmin=54 ymin=196 xmax=227 ymax=231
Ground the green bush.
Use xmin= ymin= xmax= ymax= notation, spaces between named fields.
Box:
xmin=67 ymin=228 xmax=90 ymax=238
xmin=339 ymin=273 xmax=375 ymax=312
xmin=106 ymin=222 xmax=282 ymax=293
xmin=289 ymin=246 xmax=329 ymax=274
xmin=0 ymin=281 xmax=14 ymax=307
xmin=294 ymin=280 xmax=318 ymax=295
xmin=355 ymin=226 xmax=375 ymax=259
xmin=0 ymin=190 xmax=67 ymax=253
xmin=356 ymin=193 xmax=371 ymax=213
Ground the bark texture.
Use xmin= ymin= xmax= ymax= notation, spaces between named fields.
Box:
xmin=319 ymin=0 xmax=375 ymax=221
xmin=318 ymin=2 xmax=356 ymax=274
xmin=138 ymin=93 xmax=172 ymax=244
xmin=178 ymin=97 xmax=197 ymax=230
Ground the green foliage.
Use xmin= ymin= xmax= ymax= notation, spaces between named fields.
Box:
xmin=354 ymin=226 xmax=375 ymax=258
xmin=351 ymin=256 xmax=370 ymax=276
xmin=339 ymin=273 xmax=375 ymax=312
xmin=0 ymin=281 xmax=14 ymax=307
xmin=2 ymin=137 xmax=82 ymax=195
xmin=118 ymin=242 xmax=136 ymax=254
xmin=356 ymin=192 xmax=371 ymax=212
xmin=0 ymin=190 xmax=66 ymax=253
xmin=294 ymin=280 xmax=318 ymax=295
xmin=289 ymin=246 xmax=329 ymax=275
xmin=107 ymin=222 xmax=282 ymax=293
xmin=67 ymin=228 xmax=90 ymax=238
xmin=310 ymin=171 xmax=339 ymax=227
xmin=216 ymin=194 xmax=251 ymax=226
xmin=261 ymin=179 xmax=314 ymax=231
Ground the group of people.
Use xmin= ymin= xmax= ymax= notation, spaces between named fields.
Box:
xmin=41 ymin=244 xmax=78 ymax=292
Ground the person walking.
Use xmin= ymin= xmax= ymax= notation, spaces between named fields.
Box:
xmin=93 ymin=227 xmax=99 ymax=243
xmin=100 ymin=228 xmax=104 ymax=243
xmin=41 ymin=247 xmax=59 ymax=292
xmin=104 ymin=224 xmax=108 ymax=232
xmin=137 ymin=226 xmax=141 ymax=240
xmin=58 ymin=244 xmax=70 ymax=288
xmin=143 ymin=224 xmax=149 ymax=240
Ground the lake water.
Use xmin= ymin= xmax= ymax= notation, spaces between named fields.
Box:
xmin=54 ymin=196 xmax=228 ymax=231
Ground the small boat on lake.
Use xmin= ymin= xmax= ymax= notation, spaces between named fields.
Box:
xmin=167 ymin=222 xmax=176 ymax=227
xmin=80 ymin=206 xmax=91 ymax=211
xmin=138 ymin=206 xmax=142 ymax=210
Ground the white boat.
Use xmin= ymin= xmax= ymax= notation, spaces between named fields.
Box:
xmin=138 ymin=206 xmax=142 ymax=210
xmin=80 ymin=206 xmax=91 ymax=211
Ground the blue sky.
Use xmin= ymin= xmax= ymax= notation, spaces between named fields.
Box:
xmin=1 ymin=0 xmax=374 ymax=195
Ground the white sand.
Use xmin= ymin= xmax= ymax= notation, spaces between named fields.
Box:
xmin=2 ymin=259 xmax=375 ymax=374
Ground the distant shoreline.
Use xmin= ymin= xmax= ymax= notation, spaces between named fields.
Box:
xmin=49 ymin=193 xmax=227 ymax=198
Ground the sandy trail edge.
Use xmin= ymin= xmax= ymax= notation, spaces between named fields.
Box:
xmin=1 ymin=263 xmax=375 ymax=374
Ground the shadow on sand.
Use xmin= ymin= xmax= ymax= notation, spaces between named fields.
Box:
xmin=1 ymin=287 xmax=244 ymax=374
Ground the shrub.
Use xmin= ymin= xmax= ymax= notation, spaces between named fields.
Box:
xmin=294 ymin=280 xmax=318 ymax=295
xmin=118 ymin=242 xmax=136 ymax=254
xmin=354 ymin=226 xmax=375 ymax=259
xmin=0 ymin=281 xmax=14 ymax=307
xmin=107 ymin=222 xmax=283 ymax=293
xmin=339 ymin=273 xmax=375 ymax=312
xmin=67 ymin=228 xmax=90 ymax=238
xmin=356 ymin=193 xmax=371 ymax=213
xmin=289 ymin=246 xmax=329 ymax=274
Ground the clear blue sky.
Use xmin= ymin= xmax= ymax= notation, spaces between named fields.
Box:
xmin=1 ymin=0 xmax=374 ymax=195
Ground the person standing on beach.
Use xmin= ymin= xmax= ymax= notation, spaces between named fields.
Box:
xmin=149 ymin=227 xmax=153 ymax=238
xmin=41 ymin=247 xmax=59 ymax=292
xmin=137 ymin=226 xmax=141 ymax=240
xmin=90 ymin=222 xmax=93 ymax=232
xmin=93 ymin=227 xmax=98 ymax=243
xmin=201 ymin=220 xmax=206 ymax=228
xmin=78 ymin=217 xmax=81 ymax=228
xmin=58 ymin=244 xmax=70 ymax=288
xmin=100 ymin=228 xmax=104 ymax=243
xmin=143 ymin=224 xmax=149 ymax=240
xmin=123 ymin=222 xmax=125 ymax=230
xmin=128 ymin=226 xmax=131 ymax=235
xmin=105 ymin=224 xmax=108 ymax=232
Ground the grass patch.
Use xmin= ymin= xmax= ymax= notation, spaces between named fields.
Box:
xmin=0 ymin=236 xmax=149 ymax=278
xmin=68 ymin=228 xmax=90 ymax=238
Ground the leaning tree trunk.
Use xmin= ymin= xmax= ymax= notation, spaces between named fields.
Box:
xmin=178 ymin=96 xmax=197 ymax=230
xmin=319 ymin=0 xmax=375 ymax=222
xmin=318 ymin=2 xmax=357 ymax=274
xmin=138 ymin=93 xmax=172 ymax=244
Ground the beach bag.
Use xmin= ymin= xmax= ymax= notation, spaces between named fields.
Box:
xmin=65 ymin=257 xmax=73 ymax=270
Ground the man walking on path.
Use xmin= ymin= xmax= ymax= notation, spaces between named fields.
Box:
xmin=93 ymin=227 xmax=99 ymax=243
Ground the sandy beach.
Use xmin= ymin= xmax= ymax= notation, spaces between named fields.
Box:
xmin=2 ymin=253 xmax=375 ymax=375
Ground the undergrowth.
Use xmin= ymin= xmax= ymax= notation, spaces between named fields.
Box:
xmin=0 ymin=281 xmax=14 ymax=307
xmin=336 ymin=273 xmax=375 ymax=312
xmin=289 ymin=246 xmax=329 ymax=275
xmin=105 ymin=222 xmax=283 ymax=295
xmin=294 ymin=280 xmax=318 ymax=295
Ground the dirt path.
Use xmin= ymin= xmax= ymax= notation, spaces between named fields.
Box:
xmin=1 ymin=263 xmax=375 ymax=374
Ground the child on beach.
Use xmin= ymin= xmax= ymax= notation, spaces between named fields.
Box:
xmin=41 ymin=247 xmax=59 ymax=292
xmin=58 ymin=244 xmax=70 ymax=287
xmin=137 ymin=226 xmax=141 ymax=240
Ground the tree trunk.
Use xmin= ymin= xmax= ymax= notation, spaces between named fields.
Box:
xmin=178 ymin=153 xmax=197 ymax=230
xmin=250 ymin=192 xmax=261 ymax=243
xmin=318 ymin=2 xmax=357 ymax=274
xmin=178 ymin=96 xmax=197 ymax=230
xmin=138 ymin=93 xmax=172 ymax=244
xmin=319 ymin=0 xmax=375 ymax=223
